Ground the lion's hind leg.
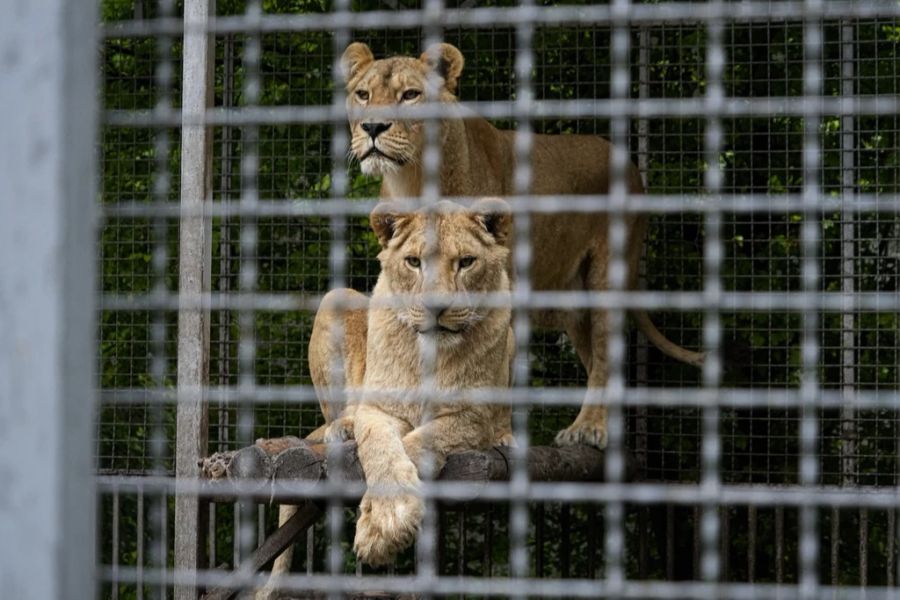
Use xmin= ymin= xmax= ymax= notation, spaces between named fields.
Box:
xmin=554 ymin=258 xmax=610 ymax=449
xmin=555 ymin=213 xmax=650 ymax=448
xmin=493 ymin=326 xmax=516 ymax=448
xmin=255 ymin=289 xmax=368 ymax=597
xmin=251 ymin=436 xmax=305 ymax=600
xmin=310 ymin=288 xmax=368 ymax=441
xmin=494 ymin=429 xmax=517 ymax=448
xmin=253 ymin=504 xmax=296 ymax=600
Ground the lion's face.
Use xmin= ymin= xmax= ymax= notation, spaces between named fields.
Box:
xmin=341 ymin=42 xmax=464 ymax=176
xmin=371 ymin=199 xmax=511 ymax=345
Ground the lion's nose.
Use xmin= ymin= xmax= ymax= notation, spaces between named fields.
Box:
xmin=361 ymin=121 xmax=391 ymax=139
xmin=424 ymin=301 xmax=449 ymax=322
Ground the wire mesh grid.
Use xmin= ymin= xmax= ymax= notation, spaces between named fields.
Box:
xmin=96 ymin=1 xmax=900 ymax=598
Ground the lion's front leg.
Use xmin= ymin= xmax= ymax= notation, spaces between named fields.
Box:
xmin=402 ymin=409 xmax=497 ymax=476
xmin=353 ymin=405 xmax=422 ymax=567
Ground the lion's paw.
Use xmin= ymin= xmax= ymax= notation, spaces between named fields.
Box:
xmin=324 ymin=415 xmax=355 ymax=443
xmin=197 ymin=451 xmax=235 ymax=480
xmin=254 ymin=436 xmax=303 ymax=456
xmin=554 ymin=421 xmax=608 ymax=449
xmin=495 ymin=432 xmax=517 ymax=448
xmin=353 ymin=491 xmax=424 ymax=567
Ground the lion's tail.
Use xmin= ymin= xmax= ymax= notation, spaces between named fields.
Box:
xmin=632 ymin=310 xmax=705 ymax=368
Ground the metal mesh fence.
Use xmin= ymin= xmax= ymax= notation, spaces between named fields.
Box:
xmin=96 ymin=1 xmax=900 ymax=598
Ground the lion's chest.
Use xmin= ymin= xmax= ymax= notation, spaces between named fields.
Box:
xmin=362 ymin=313 xmax=498 ymax=427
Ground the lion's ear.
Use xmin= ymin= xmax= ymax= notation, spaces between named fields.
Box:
xmin=420 ymin=43 xmax=465 ymax=93
xmin=370 ymin=203 xmax=409 ymax=248
xmin=471 ymin=197 xmax=512 ymax=245
xmin=341 ymin=42 xmax=375 ymax=84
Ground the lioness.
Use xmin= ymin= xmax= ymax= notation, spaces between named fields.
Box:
xmin=341 ymin=41 xmax=704 ymax=449
xmin=255 ymin=199 xmax=514 ymax=594
xmin=346 ymin=197 xmax=515 ymax=565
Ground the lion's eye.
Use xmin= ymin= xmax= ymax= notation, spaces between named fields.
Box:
xmin=458 ymin=256 xmax=476 ymax=269
xmin=355 ymin=90 xmax=370 ymax=101
xmin=401 ymin=89 xmax=421 ymax=101
xmin=405 ymin=256 xmax=421 ymax=269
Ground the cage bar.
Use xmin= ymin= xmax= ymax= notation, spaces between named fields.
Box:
xmin=0 ymin=2 xmax=97 ymax=598
xmin=174 ymin=0 xmax=215 ymax=595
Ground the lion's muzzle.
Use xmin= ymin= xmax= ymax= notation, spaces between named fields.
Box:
xmin=361 ymin=121 xmax=392 ymax=139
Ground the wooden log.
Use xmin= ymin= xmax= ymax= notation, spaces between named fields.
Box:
xmin=200 ymin=441 xmax=638 ymax=503
xmin=197 ymin=442 xmax=638 ymax=599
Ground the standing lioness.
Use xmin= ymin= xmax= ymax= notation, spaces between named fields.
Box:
xmin=341 ymin=41 xmax=704 ymax=448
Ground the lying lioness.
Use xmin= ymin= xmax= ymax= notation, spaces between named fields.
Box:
xmin=341 ymin=41 xmax=704 ymax=449
xmin=254 ymin=199 xmax=514 ymax=595
xmin=342 ymin=198 xmax=515 ymax=565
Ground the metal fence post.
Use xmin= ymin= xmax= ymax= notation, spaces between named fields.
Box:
xmin=635 ymin=24 xmax=651 ymax=579
xmin=836 ymin=17 xmax=860 ymax=587
xmin=176 ymin=0 xmax=215 ymax=596
xmin=0 ymin=1 xmax=97 ymax=598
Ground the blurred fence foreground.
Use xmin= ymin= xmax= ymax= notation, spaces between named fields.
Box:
xmin=0 ymin=1 xmax=98 ymax=599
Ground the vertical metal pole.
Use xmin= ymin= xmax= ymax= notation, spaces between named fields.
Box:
xmin=775 ymin=506 xmax=785 ymax=583
xmin=830 ymin=508 xmax=840 ymax=585
xmin=635 ymin=26 xmax=651 ymax=580
xmin=839 ymin=18 xmax=858 ymax=588
xmin=701 ymin=5 xmax=725 ymax=588
xmin=237 ymin=0 xmax=261 ymax=578
xmin=152 ymin=4 xmax=176 ymax=596
xmin=207 ymin=27 xmax=235 ymax=575
xmin=138 ymin=490 xmax=146 ymax=599
xmin=665 ymin=506 xmax=675 ymax=579
xmin=218 ymin=32 xmax=236 ymax=452
xmin=606 ymin=1 xmax=632 ymax=596
xmin=839 ymin=20 xmax=857 ymax=482
xmin=511 ymin=0 xmax=536 ymax=591
xmin=326 ymin=1 xmax=351 ymax=593
xmin=113 ymin=491 xmax=121 ymax=600
xmin=417 ymin=12 xmax=444 ymax=535
xmin=0 ymin=1 xmax=97 ymax=599
xmin=747 ymin=506 xmax=756 ymax=582
xmin=888 ymin=509 xmax=896 ymax=586
xmin=176 ymin=0 xmax=215 ymax=596
xmin=799 ymin=2 xmax=823 ymax=597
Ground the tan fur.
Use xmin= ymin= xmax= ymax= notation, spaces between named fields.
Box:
xmin=254 ymin=290 xmax=369 ymax=600
xmin=307 ymin=288 xmax=368 ymax=442
xmin=343 ymin=41 xmax=705 ymax=449
xmin=259 ymin=210 xmax=514 ymax=587
xmin=338 ymin=199 xmax=515 ymax=566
